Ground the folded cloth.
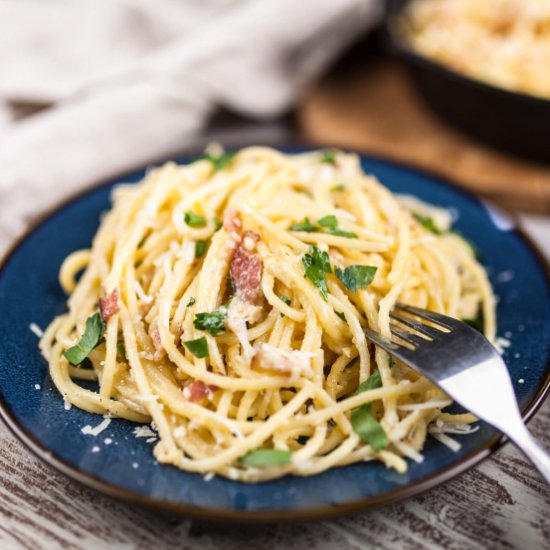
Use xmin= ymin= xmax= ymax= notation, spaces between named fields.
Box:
xmin=0 ymin=0 xmax=382 ymax=252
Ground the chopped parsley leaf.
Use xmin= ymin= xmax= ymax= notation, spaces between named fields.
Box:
xmin=194 ymin=307 xmax=228 ymax=336
xmin=290 ymin=217 xmax=318 ymax=232
xmin=195 ymin=239 xmax=209 ymax=258
xmin=318 ymin=215 xmax=338 ymax=229
xmin=184 ymin=337 xmax=209 ymax=358
xmin=203 ymin=151 xmax=236 ymax=172
xmin=324 ymin=227 xmax=358 ymax=238
xmin=336 ymin=311 xmax=346 ymax=322
xmin=320 ymin=150 xmax=337 ymax=164
xmin=184 ymin=211 xmax=206 ymax=228
xmin=63 ymin=313 xmax=105 ymax=365
xmin=213 ymin=217 xmax=223 ymax=231
xmin=413 ymin=213 xmax=443 ymax=235
xmin=331 ymin=183 xmax=346 ymax=192
xmin=226 ymin=276 xmax=236 ymax=301
xmin=356 ymin=369 xmax=383 ymax=394
xmin=351 ymin=370 xmax=388 ymax=452
xmin=186 ymin=297 xmax=196 ymax=308
xmin=279 ymin=295 xmax=291 ymax=306
xmin=335 ymin=265 xmax=377 ymax=292
xmin=117 ymin=339 xmax=127 ymax=363
xmin=290 ymin=215 xmax=356 ymax=238
xmin=240 ymin=449 xmax=292 ymax=467
xmin=302 ymin=246 xmax=332 ymax=300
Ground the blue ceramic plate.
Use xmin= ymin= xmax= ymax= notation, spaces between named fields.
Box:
xmin=1 ymin=147 xmax=549 ymax=522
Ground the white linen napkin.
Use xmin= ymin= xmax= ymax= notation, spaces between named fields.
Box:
xmin=0 ymin=0 xmax=382 ymax=252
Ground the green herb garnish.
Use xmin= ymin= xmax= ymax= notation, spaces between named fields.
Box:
xmin=324 ymin=228 xmax=358 ymax=238
xmin=290 ymin=217 xmax=319 ymax=232
xmin=331 ymin=183 xmax=346 ymax=192
xmin=319 ymin=215 xmax=357 ymax=238
xmin=226 ymin=276 xmax=236 ymax=301
xmin=336 ymin=311 xmax=346 ymax=322
xmin=117 ymin=339 xmax=127 ymax=363
xmin=184 ymin=211 xmax=206 ymax=228
xmin=183 ymin=337 xmax=209 ymax=358
xmin=186 ymin=297 xmax=196 ymax=308
xmin=194 ymin=307 xmax=228 ymax=336
xmin=413 ymin=213 xmax=443 ymax=235
xmin=320 ymin=150 xmax=337 ymax=164
xmin=302 ymin=246 xmax=332 ymax=300
xmin=279 ymin=295 xmax=291 ymax=306
xmin=290 ymin=215 xmax=356 ymax=238
xmin=335 ymin=265 xmax=377 ymax=292
xmin=204 ymin=151 xmax=236 ymax=172
xmin=63 ymin=313 xmax=105 ymax=365
xmin=356 ymin=369 xmax=383 ymax=393
xmin=318 ymin=215 xmax=338 ymax=229
xmin=240 ymin=449 xmax=292 ymax=467
xmin=195 ymin=239 xmax=209 ymax=258
xmin=213 ymin=217 xmax=223 ymax=231
xmin=351 ymin=370 xmax=388 ymax=452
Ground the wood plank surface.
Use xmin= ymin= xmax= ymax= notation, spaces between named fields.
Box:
xmin=1 ymin=401 xmax=549 ymax=549
xmin=298 ymin=58 xmax=550 ymax=214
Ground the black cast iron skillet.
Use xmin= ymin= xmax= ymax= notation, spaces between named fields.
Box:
xmin=385 ymin=0 xmax=550 ymax=163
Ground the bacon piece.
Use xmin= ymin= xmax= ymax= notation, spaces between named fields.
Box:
xmin=99 ymin=288 xmax=120 ymax=322
xmin=223 ymin=208 xmax=242 ymax=235
xmin=182 ymin=380 xmax=218 ymax=402
xmin=229 ymin=240 xmax=262 ymax=304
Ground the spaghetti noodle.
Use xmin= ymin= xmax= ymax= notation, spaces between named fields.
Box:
xmin=40 ymin=147 xmax=495 ymax=481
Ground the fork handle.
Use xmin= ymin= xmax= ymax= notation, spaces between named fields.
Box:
xmin=509 ymin=428 xmax=550 ymax=485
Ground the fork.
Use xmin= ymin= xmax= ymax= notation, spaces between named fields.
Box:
xmin=364 ymin=303 xmax=550 ymax=484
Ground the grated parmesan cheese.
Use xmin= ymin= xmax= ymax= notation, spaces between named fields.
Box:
xmin=496 ymin=270 xmax=515 ymax=283
xmin=253 ymin=343 xmax=316 ymax=382
xmin=494 ymin=337 xmax=511 ymax=355
xmin=29 ymin=323 xmax=44 ymax=338
xmin=133 ymin=426 xmax=156 ymax=438
xmin=82 ymin=417 xmax=111 ymax=436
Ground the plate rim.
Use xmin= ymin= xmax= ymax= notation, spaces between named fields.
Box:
xmin=1 ymin=144 xmax=549 ymax=523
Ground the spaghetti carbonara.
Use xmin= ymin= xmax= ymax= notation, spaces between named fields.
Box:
xmin=40 ymin=147 xmax=495 ymax=481
xmin=397 ymin=0 xmax=550 ymax=100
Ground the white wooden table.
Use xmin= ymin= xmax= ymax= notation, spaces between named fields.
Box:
xmin=0 ymin=201 xmax=549 ymax=549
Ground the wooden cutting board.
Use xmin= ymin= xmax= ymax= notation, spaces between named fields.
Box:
xmin=298 ymin=58 xmax=550 ymax=214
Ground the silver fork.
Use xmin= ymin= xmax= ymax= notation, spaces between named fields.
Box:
xmin=364 ymin=303 xmax=550 ymax=484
